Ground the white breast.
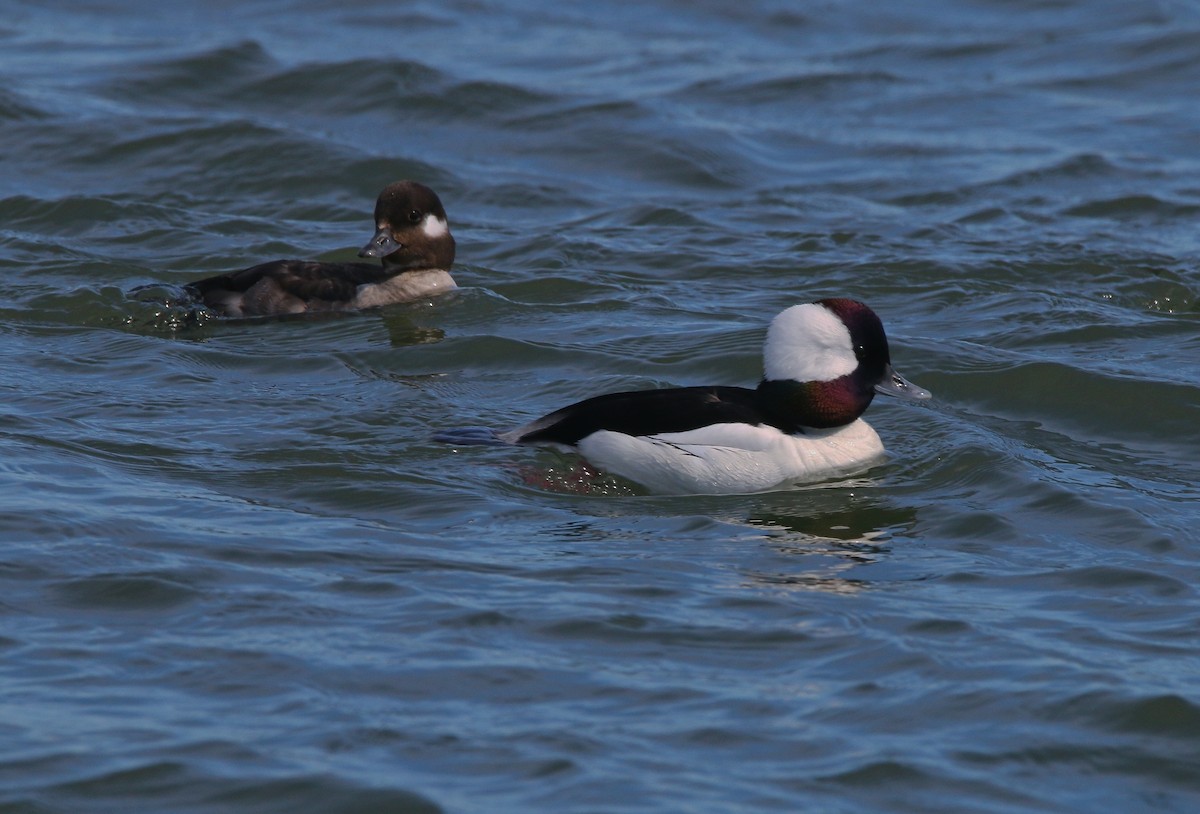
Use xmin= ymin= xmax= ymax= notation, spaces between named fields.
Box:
xmin=576 ymin=419 xmax=885 ymax=495
xmin=353 ymin=270 xmax=456 ymax=308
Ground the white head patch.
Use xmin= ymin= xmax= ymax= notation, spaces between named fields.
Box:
xmin=422 ymin=214 xmax=449 ymax=238
xmin=763 ymin=303 xmax=858 ymax=383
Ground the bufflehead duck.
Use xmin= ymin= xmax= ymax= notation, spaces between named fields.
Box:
xmin=185 ymin=180 xmax=456 ymax=317
xmin=483 ymin=299 xmax=931 ymax=495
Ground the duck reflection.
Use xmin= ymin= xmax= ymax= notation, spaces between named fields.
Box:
xmin=731 ymin=490 xmax=919 ymax=594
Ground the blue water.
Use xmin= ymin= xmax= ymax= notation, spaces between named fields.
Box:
xmin=2 ymin=1 xmax=1199 ymax=812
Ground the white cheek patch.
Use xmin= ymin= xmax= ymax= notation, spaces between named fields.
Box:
xmin=763 ymin=303 xmax=858 ymax=383
xmin=422 ymin=214 xmax=449 ymax=238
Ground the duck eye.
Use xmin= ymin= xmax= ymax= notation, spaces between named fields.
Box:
xmin=408 ymin=210 xmax=422 ymax=223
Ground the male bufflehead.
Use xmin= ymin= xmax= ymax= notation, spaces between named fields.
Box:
xmin=467 ymin=299 xmax=930 ymax=495
xmin=185 ymin=180 xmax=456 ymax=317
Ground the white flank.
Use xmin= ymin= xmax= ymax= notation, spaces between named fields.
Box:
xmin=422 ymin=214 xmax=449 ymax=238
xmin=355 ymin=270 xmax=456 ymax=307
xmin=762 ymin=303 xmax=858 ymax=383
xmin=576 ymin=419 xmax=884 ymax=495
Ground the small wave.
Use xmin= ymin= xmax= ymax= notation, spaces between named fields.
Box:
xmin=0 ymin=86 xmax=48 ymax=121
xmin=49 ymin=571 xmax=200 ymax=611
xmin=1090 ymin=692 xmax=1200 ymax=738
xmin=1063 ymin=194 xmax=1200 ymax=220
xmin=74 ymin=120 xmax=358 ymax=196
xmin=675 ymin=69 xmax=902 ymax=106
xmin=20 ymin=758 xmax=444 ymax=814
xmin=93 ymin=40 xmax=278 ymax=108
xmin=95 ymin=42 xmax=556 ymax=127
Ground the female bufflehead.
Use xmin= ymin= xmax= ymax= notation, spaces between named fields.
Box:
xmin=186 ymin=180 xmax=456 ymax=317
xmin=488 ymin=299 xmax=931 ymax=495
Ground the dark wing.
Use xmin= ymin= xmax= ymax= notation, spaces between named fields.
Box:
xmin=185 ymin=260 xmax=388 ymax=304
xmin=512 ymin=385 xmax=771 ymax=445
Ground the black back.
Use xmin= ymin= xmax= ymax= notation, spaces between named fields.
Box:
xmin=513 ymin=385 xmax=786 ymax=445
xmin=185 ymin=259 xmax=388 ymax=304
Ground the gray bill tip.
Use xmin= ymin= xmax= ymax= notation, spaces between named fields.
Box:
xmin=874 ymin=366 xmax=932 ymax=400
